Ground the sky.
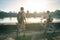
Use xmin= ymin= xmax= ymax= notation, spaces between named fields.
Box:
xmin=0 ymin=0 xmax=60 ymax=13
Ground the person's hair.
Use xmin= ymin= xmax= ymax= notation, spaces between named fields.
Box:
xmin=20 ymin=7 xmax=24 ymax=10
xmin=47 ymin=11 xmax=50 ymax=13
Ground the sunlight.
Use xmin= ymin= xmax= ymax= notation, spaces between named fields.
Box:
xmin=24 ymin=0 xmax=47 ymax=12
xmin=11 ymin=0 xmax=48 ymax=12
xmin=4 ymin=0 xmax=54 ymax=12
xmin=0 ymin=0 xmax=58 ymax=12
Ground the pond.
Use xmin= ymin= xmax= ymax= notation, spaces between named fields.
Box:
xmin=0 ymin=17 xmax=60 ymax=23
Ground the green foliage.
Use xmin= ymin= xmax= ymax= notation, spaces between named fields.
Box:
xmin=50 ymin=10 xmax=60 ymax=18
xmin=0 ymin=10 xmax=60 ymax=18
xmin=54 ymin=10 xmax=60 ymax=18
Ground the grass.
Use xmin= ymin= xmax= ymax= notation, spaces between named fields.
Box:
xmin=0 ymin=23 xmax=60 ymax=40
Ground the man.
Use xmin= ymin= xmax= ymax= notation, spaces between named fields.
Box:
xmin=42 ymin=11 xmax=53 ymax=25
xmin=16 ymin=7 xmax=26 ymax=40
xmin=17 ymin=7 xmax=26 ymax=31
xmin=45 ymin=11 xmax=53 ymax=27
xmin=43 ymin=11 xmax=54 ymax=40
xmin=46 ymin=11 xmax=53 ymax=23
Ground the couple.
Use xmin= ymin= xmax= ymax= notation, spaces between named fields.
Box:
xmin=17 ymin=7 xmax=53 ymax=31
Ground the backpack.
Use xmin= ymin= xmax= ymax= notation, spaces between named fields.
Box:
xmin=47 ymin=15 xmax=53 ymax=22
xmin=17 ymin=12 xmax=23 ymax=23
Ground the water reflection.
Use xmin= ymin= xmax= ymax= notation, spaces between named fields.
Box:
xmin=0 ymin=17 xmax=17 ymax=23
xmin=0 ymin=17 xmax=60 ymax=23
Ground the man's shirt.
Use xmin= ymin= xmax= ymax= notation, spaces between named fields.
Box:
xmin=42 ymin=13 xmax=53 ymax=22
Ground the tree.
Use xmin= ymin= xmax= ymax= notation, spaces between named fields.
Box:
xmin=54 ymin=10 xmax=60 ymax=18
